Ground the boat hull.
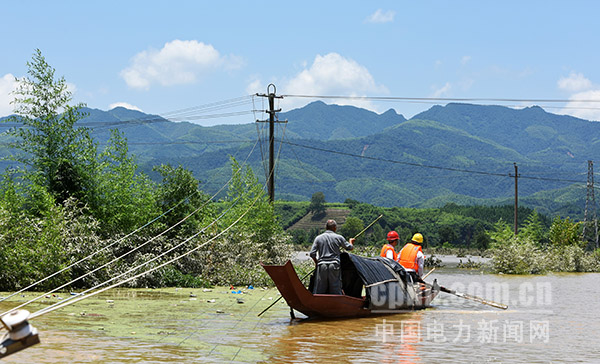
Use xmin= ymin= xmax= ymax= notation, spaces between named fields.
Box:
xmin=262 ymin=258 xmax=438 ymax=319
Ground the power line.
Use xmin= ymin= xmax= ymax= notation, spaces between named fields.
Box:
xmin=279 ymin=139 xmax=586 ymax=184
xmin=282 ymin=94 xmax=600 ymax=104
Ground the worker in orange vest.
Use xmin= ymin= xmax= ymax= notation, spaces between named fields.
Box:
xmin=398 ymin=233 xmax=425 ymax=281
xmin=380 ymin=231 xmax=399 ymax=260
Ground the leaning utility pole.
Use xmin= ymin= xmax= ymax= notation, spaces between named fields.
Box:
xmin=509 ymin=163 xmax=520 ymax=236
xmin=256 ymin=84 xmax=286 ymax=203
xmin=582 ymin=160 xmax=599 ymax=249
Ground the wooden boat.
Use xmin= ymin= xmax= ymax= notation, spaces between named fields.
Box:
xmin=261 ymin=252 xmax=439 ymax=318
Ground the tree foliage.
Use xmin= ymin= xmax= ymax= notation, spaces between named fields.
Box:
xmin=5 ymin=49 xmax=97 ymax=204
xmin=309 ymin=191 xmax=326 ymax=217
xmin=0 ymin=50 xmax=294 ymax=290
xmin=548 ymin=216 xmax=584 ymax=248
xmin=93 ymin=129 xmax=157 ymax=236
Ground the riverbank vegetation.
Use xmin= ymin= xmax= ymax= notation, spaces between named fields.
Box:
xmin=489 ymin=216 xmax=600 ymax=274
xmin=278 ymin=196 xmax=600 ymax=274
xmin=0 ymin=50 xmax=290 ymax=291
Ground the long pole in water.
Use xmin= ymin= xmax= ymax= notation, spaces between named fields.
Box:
xmin=418 ymin=268 xmax=507 ymax=309
xmin=438 ymin=285 xmax=508 ymax=310
xmin=422 ymin=267 xmax=435 ymax=280
xmin=257 ymin=214 xmax=384 ymax=317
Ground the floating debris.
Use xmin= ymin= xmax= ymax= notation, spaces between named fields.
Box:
xmin=207 ymin=299 xmax=216 ymax=303
xmin=189 ymin=293 xmax=197 ymax=297
xmin=202 ymin=288 xmax=212 ymax=292
xmin=236 ymin=298 xmax=244 ymax=304
xmin=216 ymin=310 xmax=225 ymax=314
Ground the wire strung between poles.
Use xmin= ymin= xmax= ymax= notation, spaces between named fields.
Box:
xmin=0 ymin=186 xmax=191 ymax=305
xmin=31 ymin=143 xmax=280 ymax=319
xmin=1 ymin=139 xmax=260 ymax=317
xmin=30 ymin=173 xmax=272 ymax=320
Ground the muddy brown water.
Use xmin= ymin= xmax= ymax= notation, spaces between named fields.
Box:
xmin=1 ymin=270 xmax=599 ymax=363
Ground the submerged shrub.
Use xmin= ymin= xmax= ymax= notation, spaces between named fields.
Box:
xmin=544 ymin=245 xmax=600 ymax=273
xmin=492 ymin=238 xmax=600 ymax=275
xmin=491 ymin=237 xmax=547 ymax=274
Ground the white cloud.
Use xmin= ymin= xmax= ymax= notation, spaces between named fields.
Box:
xmin=365 ymin=9 xmax=396 ymax=23
xmin=0 ymin=74 xmax=18 ymax=117
xmin=556 ymin=73 xmax=600 ymax=121
xmin=431 ymin=82 xmax=452 ymax=98
xmin=66 ymin=82 xmax=78 ymax=95
xmin=560 ymin=90 xmax=600 ymax=121
xmin=120 ymin=39 xmax=241 ymax=89
xmin=461 ymin=56 xmax=472 ymax=65
xmin=109 ymin=102 xmax=143 ymax=112
xmin=245 ymin=77 xmax=263 ymax=95
xmin=558 ymin=72 xmax=593 ymax=93
xmin=280 ymin=53 xmax=387 ymax=111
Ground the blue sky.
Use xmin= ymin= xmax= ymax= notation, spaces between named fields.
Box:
xmin=1 ymin=1 xmax=599 ymax=125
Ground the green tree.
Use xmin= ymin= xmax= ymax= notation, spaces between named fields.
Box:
xmin=93 ymin=129 xmax=157 ymax=235
xmin=473 ymin=226 xmax=491 ymax=250
xmin=4 ymin=49 xmax=97 ymax=204
xmin=520 ymin=210 xmax=546 ymax=244
xmin=438 ymin=225 xmax=459 ymax=246
xmin=153 ymin=164 xmax=214 ymax=238
xmin=222 ymin=157 xmax=282 ymax=243
xmin=488 ymin=218 xmax=514 ymax=247
xmin=548 ymin=216 xmax=583 ymax=248
xmin=338 ymin=217 xmax=364 ymax=243
xmin=309 ymin=191 xmax=326 ymax=216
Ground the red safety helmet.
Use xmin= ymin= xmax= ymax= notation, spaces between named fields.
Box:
xmin=387 ymin=230 xmax=399 ymax=241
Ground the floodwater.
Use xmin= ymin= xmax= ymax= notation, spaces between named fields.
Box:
xmin=2 ymin=270 xmax=599 ymax=363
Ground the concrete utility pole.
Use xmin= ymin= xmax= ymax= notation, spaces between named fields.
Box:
xmin=256 ymin=84 xmax=286 ymax=203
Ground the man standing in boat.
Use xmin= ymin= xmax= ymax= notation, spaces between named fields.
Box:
xmin=380 ymin=231 xmax=399 ymax=260
xmin=398 ymin=233 xmax=425 ymax=281
xmin=309 ymin=219 xmax=355 ymax=295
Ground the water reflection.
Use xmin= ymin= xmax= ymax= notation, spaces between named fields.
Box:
xmin=265 ymin=312 xmax=426 ymax=363
xmin=2 ymin=272 xmax=600 ymax=363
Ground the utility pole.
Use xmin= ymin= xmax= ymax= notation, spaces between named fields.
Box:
xmin=582 ymin=160 xmax=598 ymax=249
xmin=509 ymin=163 xmax=520 ymax=236
xmin=256 ymin=84 xmax=286 ymax=203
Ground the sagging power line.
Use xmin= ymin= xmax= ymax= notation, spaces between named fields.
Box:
xmin=279 ymin=139 xmax=586 ymax=185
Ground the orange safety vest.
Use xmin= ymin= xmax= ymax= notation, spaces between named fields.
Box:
xmin=398 ymin=243 xmax=423 ymax=271
xmin=380 ymin=243 xmax=397 ymax=261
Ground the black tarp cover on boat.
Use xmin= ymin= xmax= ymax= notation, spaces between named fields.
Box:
xmin=344 ymin=253 xmax=407 ymax=285
xmin=341 ymin=252 xmax=414 ymax=310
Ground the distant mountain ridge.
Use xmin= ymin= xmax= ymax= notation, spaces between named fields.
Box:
xmin=413 ymin=103 xmax=600 ymax=164
xmin=1 ymin=101 xmax=597 ymax=217
xmin=279 ymin=101 xmax=406 ymax=140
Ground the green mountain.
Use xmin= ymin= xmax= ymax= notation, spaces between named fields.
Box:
xmin=413 ymin=103 xmax=600 ymax=166
xmin=279 ymin=101 xmax=407 ymax=140
xmin=1 ymin=102 xmax=596 ymax=218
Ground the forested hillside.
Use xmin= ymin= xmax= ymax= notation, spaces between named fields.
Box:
xmin=2 ymin=99 xmax=597 ymax=218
